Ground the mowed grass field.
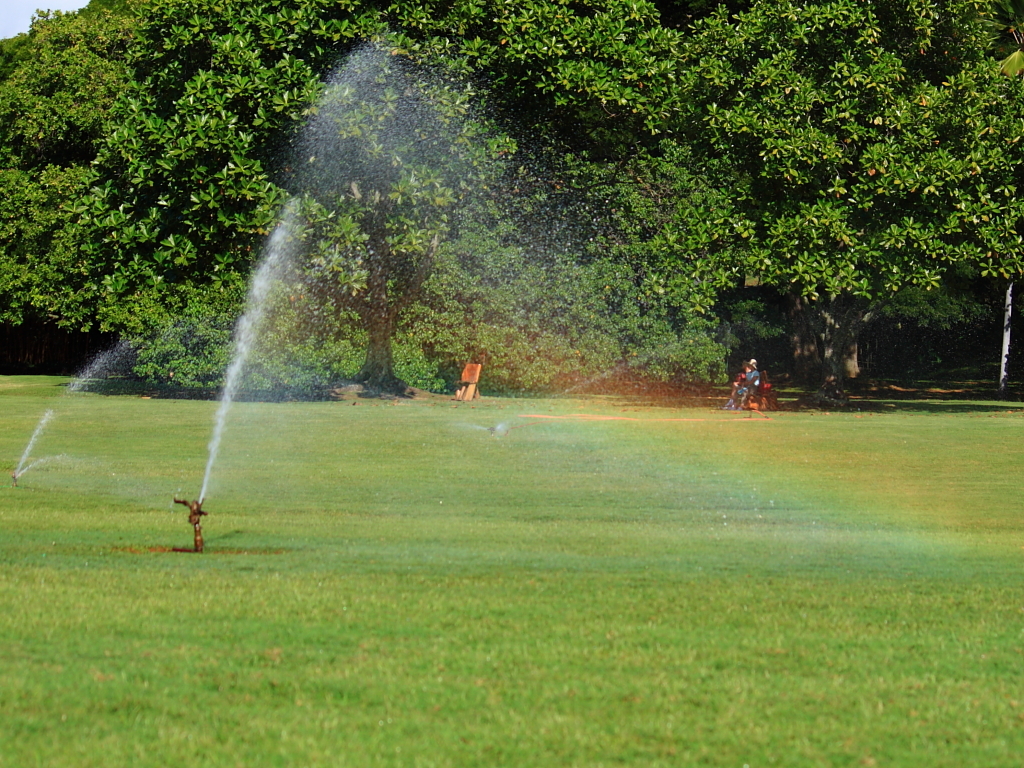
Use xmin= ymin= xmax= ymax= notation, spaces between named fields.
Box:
xmin=2 ymin=375 xmax=1024 ymax=767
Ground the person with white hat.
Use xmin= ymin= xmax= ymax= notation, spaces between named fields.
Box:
xmin=745 ymin=359 xmax=760 ymax=389
xmin=723 ymin=359 xmax=759 ymax=409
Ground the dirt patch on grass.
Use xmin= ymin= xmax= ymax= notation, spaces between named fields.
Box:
xmin=112 ymin=546 xmax=286 ymax=555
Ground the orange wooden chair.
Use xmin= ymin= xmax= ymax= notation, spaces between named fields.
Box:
xmin=454 ymin=363 xmax=482 ymax=401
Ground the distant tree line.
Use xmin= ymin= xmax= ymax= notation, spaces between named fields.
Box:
xmin=1 ymin=0 xmax=1022 ymax=397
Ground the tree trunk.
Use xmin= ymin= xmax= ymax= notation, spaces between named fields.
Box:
xmin=356 ymin=311 xmax=406 ymax=393
xmin=785 ymin=292 xmax=821 ymax=384
xmin=842 ymin=338 xmax=860 ymax=379
xmin=999 ymin=281 xmax=1013 ymax=399
xmin=354 ymin=262 xmax=407 ymax=394
xmin=806 ymin=292 xmax=879 ymax=406
xmin=350 ymin=237 xmax=440 ymax=396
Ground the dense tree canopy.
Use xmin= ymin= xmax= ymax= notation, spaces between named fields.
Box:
xmin=77 ymin=0 xmax=700 ymax=388
xmin=674 ymin=0 xmax=1024 ymax=393
xmin=0 ymin=8 xmax=134 ymax=329
xmin=81 ymin=0 xmax=686 ymax=298
xmin=3 ymin=0 xmax=1024 ymax=392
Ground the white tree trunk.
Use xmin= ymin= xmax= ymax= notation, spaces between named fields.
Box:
xmin=999 ymin=281 xmax=1013 ymax=398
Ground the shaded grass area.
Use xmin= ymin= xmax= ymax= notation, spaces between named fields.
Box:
xmin=2 ymin=376 xmax=1024 ymax=766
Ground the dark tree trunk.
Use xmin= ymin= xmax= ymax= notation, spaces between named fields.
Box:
xmin=349 ymin=235 xmax=439 ymax=395
xmin=786 ymin=291 xmax=879 ymax=404
xmin=785 ymin=292 xmax=822 ymax=384
xmin=354 ymin=265 xmax=406 ymax=394
xmin=814 ymin=293 xmax=878 ymax=406
xmin=355 ymin=307 xmax=406 ymax=393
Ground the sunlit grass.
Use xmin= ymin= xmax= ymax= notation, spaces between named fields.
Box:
xmin=2 ymin=377 xmax=1024 ymax=766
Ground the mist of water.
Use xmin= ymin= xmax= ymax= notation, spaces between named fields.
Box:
xmin=195 ymin=43 xmax=495 ymax=501
xmin=66 ymin=340 xmax=132 ymax=393
xmin=16 ymin=454 xmax=69 ymax=477
xmin=12 ymin=341 xmax=134 ymax=484
xmin=459 ymin=422 xmax=511 ymax=437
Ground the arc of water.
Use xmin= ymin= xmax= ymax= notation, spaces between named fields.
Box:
xmin=199 ymin=214 xmax=295 ymax=503
xmin=15 ymin=409 xmax=54 ymax=478
xmin=66 ymin=340 xmax=130 ymax=393
xmin=13 ymin=341 xmax=133 ymax=484
xmin=17 ymin=454 xmax=68 ymax=476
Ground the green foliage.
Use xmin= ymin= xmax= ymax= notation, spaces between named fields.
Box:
xmin=124 ymin=281 xmax=352 ymax=393
xmin=84 ymin=0 xmax=692 ymax=312
xmin=572 ymin=138 xmax=747 ymax=313
xmin=0 ymin=35 xmax=31 ymax=85
xmin=717 ymin=296 xmax=787 ymax=352
xmin=287 ymin=45 xmax=513 ymax=388
xmin=412 ymin=212 xmax=727 ymax=394
xmin=390 ymin=338 xmax=447 ymax=391
xmin=0 ymin=0 xmax=135 ymax=87
xmin=980 ymin=0 xmax=1024 ymax=76
xmin=127 ymin=286 xmax=447 ymax=393
xmin=387 ymin=0 xmax=685 ymax=143
xmin=882 ymin=279 xmax=993 ymax=330
xmin=16 ymin=0 xmax=1024 ymax=393
xmin=0 ymin=9 xmax=133 ymax=170
xmin=79 ymin=0 xmax=138 ymax=20
xmin=85 ymin=0 xmax=687 ymax=384
xmin=0 ymin=9 xmax=134 ymax=329
xmin=0 ymin=166 xmax=99 ymax=328
xmin=84 ymin=0 xmax=387 ymax=301
xmin=127 ymin=285 xmax=242 ymax=388
xmin=391 ymin=142 xmax=739 ymax=393
xmin=680 ymin=0 xmax=1024 ymax=299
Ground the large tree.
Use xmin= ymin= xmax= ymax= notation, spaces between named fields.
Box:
xmin=83 ymin=0 xmax=687 ymax=386
xmin=0 ymin=7 xmax=134 ymax=330
xmin=82 ymin=0 xmax=374 ymax=306
xmin=284 ymin=46 xmax=512 ymax=391
xmin=980 ymin=0 xmax=1024 ymax=396
xmin=676 ymin=0 xmax=1024 ymax=400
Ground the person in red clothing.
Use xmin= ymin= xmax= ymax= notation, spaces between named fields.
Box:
xmin=723 ymin=360 xmax=753 ymax=410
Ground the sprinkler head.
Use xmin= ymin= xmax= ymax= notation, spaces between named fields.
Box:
xmin=11 ymin=472 xmax=17 ymax=487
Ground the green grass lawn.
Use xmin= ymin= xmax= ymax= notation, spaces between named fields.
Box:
xmin=2 ymin=375 xmax=1024 ymax=767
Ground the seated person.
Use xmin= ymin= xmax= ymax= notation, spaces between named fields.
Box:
xmin=744 ymin=359 xmax=760 ymax=390
xmin=738 ymin=359 xmax=761 ymax=408
xmin=723 ymin=360 xmax=755 ymax=409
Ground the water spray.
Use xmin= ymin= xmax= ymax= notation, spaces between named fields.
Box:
xmin=198 ymin=209 xmax=296 ymax=505
xmin=12 ymin=454 xmax=69 ymax=487
xmin=13 ymin=409 xmax=54 ymax=486
xmin=12 ymin=341 xmax=133 ymax=487
xmin=461 ymin=421 xmax=534 ymax=437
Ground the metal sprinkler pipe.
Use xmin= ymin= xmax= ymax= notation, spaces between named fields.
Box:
xmin=173 ymin=498 xmax=208 ymax=552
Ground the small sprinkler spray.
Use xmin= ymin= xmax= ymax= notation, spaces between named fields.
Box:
xmin=173 ymin=498 xmax=208 ymax=552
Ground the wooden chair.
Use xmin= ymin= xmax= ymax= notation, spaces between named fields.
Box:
xmin=454 ymin=363 xmax=482 ymax=401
